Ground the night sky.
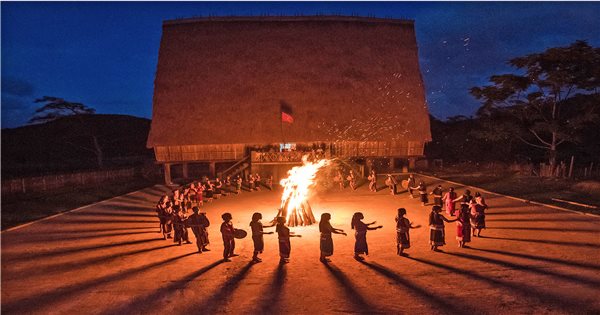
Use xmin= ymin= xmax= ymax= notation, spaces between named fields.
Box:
xmin=2 ymin=1 xmax=600 ymax=128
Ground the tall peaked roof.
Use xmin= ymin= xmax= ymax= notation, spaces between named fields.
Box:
xmin=148 ymin=15 xmax=431 ymax=147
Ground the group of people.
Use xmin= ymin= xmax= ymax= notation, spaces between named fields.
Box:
xmin=155 ymin=172 xmax=489 ymax=263
xmin=154 ymin=173 xmax=274 ymax=251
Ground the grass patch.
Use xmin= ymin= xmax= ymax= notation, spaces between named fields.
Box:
xmin=1 ymin=178 xmax=157 ymax=230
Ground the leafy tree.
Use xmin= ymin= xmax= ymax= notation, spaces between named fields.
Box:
xmin=29 ymin=96 xmax=96 ymax=124
xmin=471 ymin=41 xmax=600 ymax=173
xmin=30 ymin=96 xmax=104 ymax=168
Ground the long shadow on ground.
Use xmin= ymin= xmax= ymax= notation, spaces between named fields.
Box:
xmin=406 ymin=256 xmax=600 ymax=314
xmin=358 ymin=260 xmax=478 ymax=314
xmin=323 ymin=262 xmax=386 ymax=314
xmin=2 ymin=252 xmax=196 ymax=314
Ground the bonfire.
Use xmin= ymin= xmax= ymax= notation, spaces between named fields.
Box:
xmin=277 ymin=155 xmax=329 ymax=226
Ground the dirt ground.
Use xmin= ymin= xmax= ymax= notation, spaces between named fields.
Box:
xmin=2 ymin=177 xmax=600 ymax=314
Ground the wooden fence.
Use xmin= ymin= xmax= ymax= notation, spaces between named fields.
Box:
xmin=2 ymin=167 xmax=140 ymax=197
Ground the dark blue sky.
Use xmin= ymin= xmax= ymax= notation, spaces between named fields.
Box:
xmin=2 ymin=1 xmax=600 ymax=128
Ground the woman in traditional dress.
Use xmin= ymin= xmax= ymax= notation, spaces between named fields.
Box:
xmin=173 ymin=206 xmax=192 ymax=246
xmin=407 ymin=174 xmax=416 ymax=198
xmin=248 ymin=174 xmax=256 ymax=191
xmin=156 ymin=195 xmax=169 ymax=234
xmin=187 ymin=207 xmax=210 ymax=253
xmin=195 ymin=182 xmax=205 ymax=206
xmin=456 ymin=204 xmax=471 ymax=248
xmin=205 ymin=180 xmax=214 ymax=202
xmin=442 ymin=187 xmax=457 ymax=216
xmin=171 ymin=189 xmax=182 ymax=206
xmin=411 ymin=181 xmax=428 ymax=206
xmin=220 ymin=213 xmax=237 ymax=261
xmin=368 ymin=170 xmax=377 ymax=192
xmin=454 ymin=189 xmax=473 ymax=208
xmin=351 ymin=212 xmax=383 ymax=260
xmin=395 ymin=208 xmax=417 ymax=256
xmin=255 ymin=173 xmax=262 ymax=191
xmin=429 ymin=205 xmax=456 ymax=251
xmin=334 ymin=171 xmax=344 ymax=190
xmin=475 ymin=192 xmax=487 ymax=207
xmin=385 ymin=174 xmax=398 ymax=195
xmin=235 ymin=176 xmax=243 ymax=194
xmin=250 ymin=212 xmax=274 ymax=263
xmin=276 ymin=216 xmax=301 ymax=263
xmin=266 ymin=175 xmax=274 ymax=191
xmin=470 ymin=199 xmax=486 ymax=237
xmin=430 ymin=185 xmax=443 ymax=207
xmin=347 ymin=170 xmax=357 ymax=191
xmin=319 ymin=213 xmax=347 ymax=263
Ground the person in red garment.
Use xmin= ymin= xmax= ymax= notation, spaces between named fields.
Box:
xmin=442 ymin=187 xmax=458 ymax=216
xmin=220 ymin=213 xmax=237 ymax=261
xmin=456 ymin=204 xmax=472 ymax=248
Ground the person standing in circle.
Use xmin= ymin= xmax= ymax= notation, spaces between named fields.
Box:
xmin=319 ymin=213 xmax=347 ymax=263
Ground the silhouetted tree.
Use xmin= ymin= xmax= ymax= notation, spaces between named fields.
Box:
xmin=30 ymin=96 xmax=104 ymax=168
xmin=471 ymin=41 xmax=600 ymax=173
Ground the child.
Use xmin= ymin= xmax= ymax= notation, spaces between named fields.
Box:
xmin=250 ymin=212 xmax=275 ymax=263
xmin=319 ymin=213 xmax=347 ymax=263
xmin=276 ymin=216 xmax=301 ymax=263
xmin=395 ymin=208 xmax=418 ymax=256
xmin=456 ymin=204 xmax=471 ymax=248
xmin=429 ymin=205 xmax=456 ymax=251
xmin=220 ymin=213 xmax=237 ymax=261
xmin=351 ymin=212 xmax=383 ymax=261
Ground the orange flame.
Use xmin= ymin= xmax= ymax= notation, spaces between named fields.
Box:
xmin=279 ymin=155 xmax=329 ymax=225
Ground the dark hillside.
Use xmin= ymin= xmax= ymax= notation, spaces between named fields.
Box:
xmin=2 ymin=114 xmax=153 ymax=178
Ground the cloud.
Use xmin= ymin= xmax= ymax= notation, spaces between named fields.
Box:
xmin=1 ymin=77 xmax=35 ymax=97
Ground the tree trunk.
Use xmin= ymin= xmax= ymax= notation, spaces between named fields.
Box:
xmin=92 ymin=135 xmax=104 ymax=169
xmin=548 ymin=131 xmax=558 ymax=177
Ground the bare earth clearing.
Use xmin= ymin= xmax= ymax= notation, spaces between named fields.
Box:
xmin=2 ymin=178 xmax=600 ymax=314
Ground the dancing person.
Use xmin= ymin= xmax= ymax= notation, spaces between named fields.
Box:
xmin=319 ymin=213 xmax=347 ymax=263
xmin=205 ymin=180 xmax=214 ymax=202
xmin=188 ymin=207 xmax=210 ymax=253
xmin=248 ymin=174 xmax=256 ymax=191
xmin=411 ymin=181 xmax=428 ymax=206
xmin=385 ymin=174 xmax=398 ymax=195
xmin=368 ymin=170 xmax=377 ymax=192
xmin=456 ymin=204 xmax=471 ymax=248
xmin=475 ymin=192 xmax=487 ymax=207
xmin=250 ymin=212 xmax=275 ymax=263
xmin=220 ymin=213 xmax=237 ymax=261
xmin=276 ymin=216 xmax=301 ymax=263
xmin=395 ymin=208 xmax=418 ymax=256
xmin=442 ymin=187 xmax=458 ymax=216
xmin=454 ymin=189 xmax=473 ymax=207
xmin=407 ymin=174 xmax=416 ymax=198
xmin=429 ymin=205 xmax=456 ymax=251
xmin=431 ymin=185 xmax=443 ymax=207
xmin=351 ymin=212 xmax=383 ymax=261
xmin=470 ymin=199 xmax=486 ymax=237
xmin=266 ymin=175 xmax=274 ymax=191
xmin=347 ymin=170 xmax=357 ymax=190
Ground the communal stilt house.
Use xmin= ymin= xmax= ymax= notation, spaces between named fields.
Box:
xmin=147 ymin=16 xmax=432 ymax=184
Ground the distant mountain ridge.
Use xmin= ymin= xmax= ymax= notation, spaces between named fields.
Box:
xmin=2 ymin=114 xmax=153 ymax=178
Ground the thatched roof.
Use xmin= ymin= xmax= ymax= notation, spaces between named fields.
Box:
xmin=147 ymin=16 xmax=431 ymax=148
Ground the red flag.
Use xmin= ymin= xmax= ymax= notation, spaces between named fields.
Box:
xmin=280 ymin=101 xmax=294 ymax=123
xmin=281 ymin=111 xmax=294 ymax=123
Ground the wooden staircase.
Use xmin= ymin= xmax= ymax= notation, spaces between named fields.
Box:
xmin=217 ymin=156 xmax=250 ymax=178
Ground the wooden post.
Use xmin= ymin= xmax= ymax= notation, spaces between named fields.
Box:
xmin=389 ymin=157 xmax=395 ymax=172
xmin=182 ymin=163 xmax=189 ymax=179
xmin=209 ymin=162 xmax=216 ymax=178
xmin=164 ymin=163 xmax=173 ymax=185
xmin=568 ymin=156 xmax=575 ymax=178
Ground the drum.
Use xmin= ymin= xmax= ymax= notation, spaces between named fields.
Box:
xmin=401 ymin=180 xmax=409 ymax=189
xmin=234 ymin=229 xmax=247 ymax=239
